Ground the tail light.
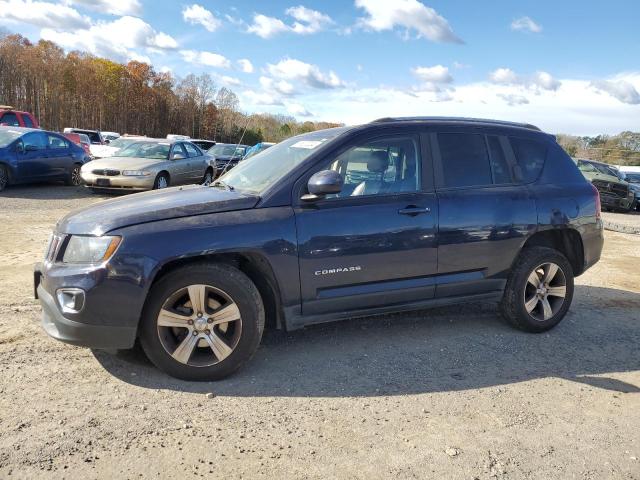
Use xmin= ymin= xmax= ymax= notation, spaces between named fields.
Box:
xmin=591 ymin=183 xmax=601 ymax=220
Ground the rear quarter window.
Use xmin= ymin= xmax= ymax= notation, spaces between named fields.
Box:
xmin=510 ymin=137 xmax=547 ymax=183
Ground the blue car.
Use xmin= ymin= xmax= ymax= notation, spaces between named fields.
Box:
xmin=0 ymin=126 xmax=88 ymax=191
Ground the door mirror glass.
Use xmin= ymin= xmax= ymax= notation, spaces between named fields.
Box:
xmin=172 ymin=153 xmax=185 ymax=160
xmin=15 ymin=142 xmax=24 ymax=154
xmin=302 ymin=170 xmax=344 ymax=201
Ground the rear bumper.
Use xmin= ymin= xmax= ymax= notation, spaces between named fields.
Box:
xmin=580 ymin=221 xmax=604 ymax=274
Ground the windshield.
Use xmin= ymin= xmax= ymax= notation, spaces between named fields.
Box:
xmin=109 ymin=137 xmax=143 ymax=149
xmin=0 ymin=128 xmax=24 ymax=147
xmin=220 ymin=128 xmax=347 ymax=194
xmin=210 ymin=144 xmax=245 ymax=157
xmin=624 ymin=172 xmax=640 ymax=183
xmin=115 ymin=141 xmax=170 ymax=159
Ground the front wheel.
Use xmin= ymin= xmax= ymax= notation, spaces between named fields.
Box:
xmin=153 ymin=173 xmax=169 ymax=189
xmin=139 ymin=263 xmax=265 ymax=380
xmin=500 ymin=247 xmax=574 ymax=332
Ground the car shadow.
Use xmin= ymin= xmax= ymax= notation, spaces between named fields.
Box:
xmin=0 ymin=184 xmax=103 ymax=199
xmin=92 ymin=285 xmax=640 ymax=397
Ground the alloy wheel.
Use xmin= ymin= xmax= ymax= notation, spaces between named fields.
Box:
xmin=71 ymin=166 xmax=82 ymax=186
xmin=523 ymin=262 xmax=567 ymax=321
xmin=157 ymin=176 xmax=168 ymax=189
xmin=203 ymin=171 xmax=213 ymax=186
xmin=156 ymin=284 xmax=242 ymax=366
xmin=0 ymin=166 xmax=7 ymax=190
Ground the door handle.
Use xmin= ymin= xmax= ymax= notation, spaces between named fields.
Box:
xmin=398 ymin=206 xmax=431 ymax=216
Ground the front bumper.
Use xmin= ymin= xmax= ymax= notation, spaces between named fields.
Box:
xmin=81 ymin=172 xmax=155 ymax=191
xmin=35 ymin=263 xmax=138 ymax=350
xmin=600 ymin=193 xmax=634 ymax=210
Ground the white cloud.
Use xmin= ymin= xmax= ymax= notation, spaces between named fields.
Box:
xmin=247 ymin=6 xmax=333 ymax=38
xmin=591 ymin=79 xmax=640 ymax=105
xmin=286 ymin=5 xmax=333 ymax=34
xmin=243 ymin=90 xmax=284 ymax=106
xmin=412 ymin=65 xmax=453 ymax=83
xmin=182 ymin=4 xmax=221 ymax=32
xmin=180 ymin=49 xmax=230 ymax=68
xmin=511 ymin=16 xmax=542 ymax=33
xmin=497 ymin=93 xmax=530 ymax=106
xmin=489 ymin=68 xmax=561 ymax=91
xmin=355 ymin=0 xmax=462 ymax=44
xmin=287 ymin=103 xmax=313 ymax=117
xmin=267 ymin=58 xmax=345 ymax=89
xmin=64 ymin=0 xmax=142 ymax=16
xmin=0 ymin=0 xmax=90 ymax=29
xmin=247 ymin=14 xmax=289 ymax=38
xmin=220 ymin=75 xmax=241 ymax=86
xmin=40 ymin=16 xmax=177 ymax=62
xmin=259 ymin=76 xmax=296 ymax=96
xmin=237 ymin=58 xmax=254 ymax=73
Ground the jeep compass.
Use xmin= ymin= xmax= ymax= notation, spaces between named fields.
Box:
xmin=35 ymin=117 xmax=604 ymax=380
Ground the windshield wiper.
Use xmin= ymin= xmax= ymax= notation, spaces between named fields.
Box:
xmin=211 ymin=180 xmax=234 ymax=191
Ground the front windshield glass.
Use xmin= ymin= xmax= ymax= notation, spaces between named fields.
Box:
xmin=210 ymin=144 xmax=244 ymax=157
xmin=115 ymin=141 xmax=170 ymax=159
xmin=0 ymin=128 xmax=24 ymax=147
xmin=624 ymin=172 xmax=640 ymax=183
xmin=221 ymin=128 xmax=348 ymax=194
xmin=109 ymin=137 xmax=143 ymax=149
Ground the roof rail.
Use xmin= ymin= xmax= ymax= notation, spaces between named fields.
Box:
xmin=370 ymin=116 xmax=541 ymax=131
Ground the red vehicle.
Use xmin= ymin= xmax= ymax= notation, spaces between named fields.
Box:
xmin=0 ymin=106 xmax=39 ymax=128
xmin=63 ymin=132 xmax=92 ymax=157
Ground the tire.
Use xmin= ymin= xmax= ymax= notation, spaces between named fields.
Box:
xmin=65 ymin=164 xmax=83 ymax=186
xmin=153 ymin=172 xmax=169 ymax=189
xmin=0 ymin=164 xmax=8 ymax=192
xmin=202 ymin=168 xmax=214 ymax=185
xmin=139 ymin=263 xmax=265 ymax=381
xmin=500 ymin=246 xmax=574 ymax=333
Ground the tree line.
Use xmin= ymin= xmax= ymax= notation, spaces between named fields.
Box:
xmin=0 ymin=34 xmax=341 ymax=144
xmin=556 ymin=132 xmax=640 ymax=166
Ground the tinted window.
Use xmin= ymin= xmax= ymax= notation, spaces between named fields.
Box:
xmin=184 ymin=143 xmax=201 ymax=157
xmin=21 ymin=114 xmax=34 ymax=128
xmin=510 ymin=137 xmax=547 ymax=183
xmin=438 ymin=133 xmax=492 ymax=188
xmin=1 ymin=112 xmax=20 ymax=126
xmin=22 ymin=132 xmax=47 ymax=150
xmin=325 ymin=135 xmax=420 ymax=198
xmin=487 ymin=136 xmax=512 ymax=184
xmin=48 ymin=135 xmax=68 ymax=149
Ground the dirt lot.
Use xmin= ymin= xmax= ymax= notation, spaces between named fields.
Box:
xmin=1 ymin=185 xmax=639 ymax=479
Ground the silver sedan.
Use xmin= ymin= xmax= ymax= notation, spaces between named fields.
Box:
xmin=81 ymin=139 xmax=216 ymax=192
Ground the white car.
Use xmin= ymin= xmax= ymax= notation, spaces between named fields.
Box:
xmin=91 ymin=136 xmax=147 ymax=158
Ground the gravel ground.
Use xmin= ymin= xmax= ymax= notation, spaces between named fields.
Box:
xmin=602 ymin=210 xmax=640 ymax=235
xmin=0 ymin=185 xmax=639 ymax=479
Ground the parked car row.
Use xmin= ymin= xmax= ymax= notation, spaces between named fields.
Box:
xmin=575 ymin=159 xmax=638 ymax=212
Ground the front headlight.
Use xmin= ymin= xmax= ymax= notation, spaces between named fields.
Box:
xmin=62 ymin=235 xmax=121 ymax=264
xmin=122 ymin=170 xmax=151 ymax=176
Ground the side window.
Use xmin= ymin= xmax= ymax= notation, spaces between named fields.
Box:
xmin=184 ymin=143 xmax=201 ymax=157
xmin=171 ymin=143 xmax=187 ymax=159
xmin=510 ymin=137 xmax=547 ymax=183
xmin=22 ymin=132 xmax=47 ymax=150
xmin=438 ymin=133 xmax=492 ymax=188
xmin=324 ymin=135 xmax=420 ymax=198
xmin=1 ymin=112 xmax=20 ymax=126
xmin=487 ymin=136 xmax=512 ymax=184
xmin=21 ymin=114 xmax=34 ymax=128
xmin=48 ymin=135 xmax=68 ymax=149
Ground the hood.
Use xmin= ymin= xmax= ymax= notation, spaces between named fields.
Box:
xmin=83 ymin=156 xmax=165 ymax=171
xmin=587 ymin=172 xmax=626 ymax=184
xmin=57 ymin=184 xmax=260 ymax=235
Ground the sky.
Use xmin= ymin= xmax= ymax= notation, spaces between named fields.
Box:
xmin=1 ymin=0 xmax=639 ymax=135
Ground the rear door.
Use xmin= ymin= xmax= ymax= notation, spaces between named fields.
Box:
xmin=45 ymin=134 xmax=74 ymax=179
xmin=431 ymin=128 xmax=537 ymax=297
xmin=294 ymin=130 xmax=439 ymax=317
xmin=183 ymin=142 xmax=205 ymax=181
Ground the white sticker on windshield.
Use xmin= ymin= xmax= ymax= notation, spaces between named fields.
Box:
xmin=291 ymin=140 xmax=325 ymax=149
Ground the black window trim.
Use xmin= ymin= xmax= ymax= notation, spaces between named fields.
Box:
xmin=293 ymin=129 xmax=435 ymax=208
xmin=171 ymin=142 xmax=187 ymax=159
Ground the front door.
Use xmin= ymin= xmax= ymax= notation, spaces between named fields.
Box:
xmin=294 ymin=132 xmax=439 ymax=316
xmin=16 ymin=132 xmax=49 ymax=181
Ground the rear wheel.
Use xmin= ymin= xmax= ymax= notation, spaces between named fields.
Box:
xmin=202 ymin=168 xmax=214 ymax=185
xmin=500 ymin=247 xmax=574 ymax=332
xmin=139 ymin=263 xmax=264 ymax=380
xmin=153 ymin=172 xmax=169 ymax=189
xmin=0 ymin=165 xmax=8 ymax=191
xmin=65 ymin=164 xmax=83 ymax=186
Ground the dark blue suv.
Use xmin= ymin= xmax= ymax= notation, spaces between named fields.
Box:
xmin=35 ymin=118 xmax=604 ymax=380
xmin=0 ymin=126 xmax=88 ymax=191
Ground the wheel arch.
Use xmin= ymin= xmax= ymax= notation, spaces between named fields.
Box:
xmin=520 ymin=228 xmax=585 ymax=275
xmin=147 ymin=251 xmax=285 ymax=331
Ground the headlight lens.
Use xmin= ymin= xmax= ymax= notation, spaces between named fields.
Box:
xmin=122 ymin=170 xmax=151 ymax=176
xmin=62 ymin=235 xmax=121 ymax=264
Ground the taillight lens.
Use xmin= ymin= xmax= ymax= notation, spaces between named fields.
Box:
xmin=591 ymin=183 xmax=601 ymax=219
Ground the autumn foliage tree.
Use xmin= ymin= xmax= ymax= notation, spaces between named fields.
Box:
xmin=0 ymin=34 xmax=341 ymax=143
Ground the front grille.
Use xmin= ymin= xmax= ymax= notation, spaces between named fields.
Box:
xmin=92 ymin=169 xmax=120 ymax=176
xmin=592 ymin=180 xmax=628 ymax=198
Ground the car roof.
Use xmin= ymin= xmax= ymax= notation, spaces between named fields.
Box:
xmin=369 ymin=116 xmax=542 ymax=132
xmin=0 ymin=125 xmax=43 ymax=134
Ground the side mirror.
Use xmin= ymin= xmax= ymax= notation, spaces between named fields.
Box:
xmin=302 ymin=170 xmax=343 ymax=202
xmin=172 ymin=153 xmax=185 ymax=160
xmin=16 ymin=142 xmax=24 ymax=154
xmin=104 ymin=139 xmax=110 ymax=145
